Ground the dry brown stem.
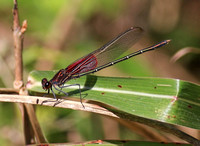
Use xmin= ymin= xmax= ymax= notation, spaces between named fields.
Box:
xmin=0 ymin=88 xmax=19 ymax=94
xmin=12 ymin=0 xmax=46 ymax=144
xmin=170 ymin=47 xmax=200 ymax=63
xmin=0 ymin=94 xmax=117 ymax=117
xmin=1 ymin=93 xmax=200 ymax=145
xmin=13 ymin=0 xmax=25 ymax=89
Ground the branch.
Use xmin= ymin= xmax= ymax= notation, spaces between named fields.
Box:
xmin=0 ymin=88 xmax=19 ymax=94
xmin=12 ymin=0 xmax=46 ymax=144
xmin=0 ymin=94 xmax=117 ymax=117
xmin=13 ymin=0 xmax=27 ymax=89
xmin=0 ymin=93 xmax=200 ymax=145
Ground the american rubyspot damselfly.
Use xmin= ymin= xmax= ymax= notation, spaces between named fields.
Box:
xmin=41 ymin=27 xmax=170 ymax=107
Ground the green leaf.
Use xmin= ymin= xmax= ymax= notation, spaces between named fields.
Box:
xmin=27 ymin=70 xmax=200 ymax=129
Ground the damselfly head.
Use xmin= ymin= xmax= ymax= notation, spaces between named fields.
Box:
xmin=42 ymin=78 xmax=52 ymax=90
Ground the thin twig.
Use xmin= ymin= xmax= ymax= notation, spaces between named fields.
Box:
xmin=170 ymin=47 xmax=200 ymax=63
xmin=0 ymin=94 xmax=199 ymax=145
xmin=13 ymin=0 xmax=26 ymax=89
xmin=24 ymin=104 xmax=47 ymax=143
xmin=0 ymin=88 xmax=19 ymax=94
xmin=0 ymin=94 xmax=116 ymax=117
xmin=13 ymin=0 xmax=34 ymax=144
xmin=12 ymin=0 xmax=47 ymax=144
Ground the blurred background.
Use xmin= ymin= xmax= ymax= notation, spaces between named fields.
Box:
xmin=0 ymin=0 xmax=200 ymax=145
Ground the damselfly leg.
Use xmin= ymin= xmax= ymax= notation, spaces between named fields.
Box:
xmin=41 ymin=87 xmax=62 ymax=107
xmin=58 ymin=84 xmax=85 ymax=108
xmin=41 ymin=84 xmax=85 ymax=108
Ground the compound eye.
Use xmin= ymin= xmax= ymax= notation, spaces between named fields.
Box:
xmin=42 ymin=78 xmax=51 ymax=90
xmin=45 ymin=82 xmax=49 ymax=87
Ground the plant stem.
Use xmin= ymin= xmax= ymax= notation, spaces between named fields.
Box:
xmin=12 ymin=0 xmax=47 ymax=144
xmin=13 ymin=0 xmax=25 ymax=89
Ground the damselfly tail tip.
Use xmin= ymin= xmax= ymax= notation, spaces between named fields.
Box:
xmin=165 ymin=39 xmax=171 ymax=44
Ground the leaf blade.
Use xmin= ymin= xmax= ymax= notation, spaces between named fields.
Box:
xmin=27 ymin=70 xmax=200 ymax=129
